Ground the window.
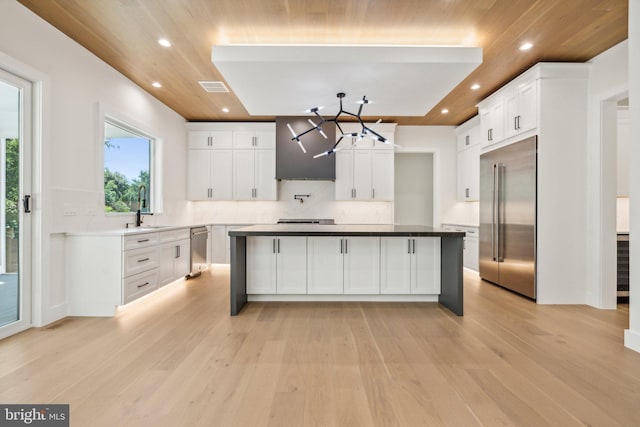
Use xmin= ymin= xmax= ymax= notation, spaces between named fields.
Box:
xmin=103 ymin=119 xmax=154 ymax=213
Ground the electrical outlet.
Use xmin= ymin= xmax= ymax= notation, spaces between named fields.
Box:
xmin=63 ymin=204 xmax=78 ymax=216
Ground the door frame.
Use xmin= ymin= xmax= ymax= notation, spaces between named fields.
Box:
xmin=394 ymin=146 xmax=440 ymax=227
xmin=0 ymin=67 xmax=33 ymax=339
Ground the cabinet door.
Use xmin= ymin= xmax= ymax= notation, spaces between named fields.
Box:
xmin=254 ymin=131 xmax=276 ymax=149
xmin=187 ymin=149 xmax=211 ymax=200
xmin=464 ymin=236 xmax=479 ymax=272
xmin=159 ymin=242 xmax=176 ymax=286
xmin=371 ymin=150 xmax=394 ymax=201
xmin=209 ymin=131 xmax=233 ymax=149
xmin=467 ymin=144 xmax=480 ymax=201
xmin=174 ymin=239 xmax=191 ymax=279
xmin=211 ymin=226 xmax=227 ymax=264
xmin=412 ymin=237 xmax=441 ymax=294
xmin=335 ymin=150 xmax=354 ymax=200
xmin=380 ymin=237 xmax=411 ymax=294
xmin=457 ymin=148 xmax=468 ymax=202
xmin=490 ymin=101 xmax=504 ymax=143
xmin=352 ymin=150 xmax=372 ymax=200
xmin=276 ymin=237 xmax=307 ymax=294
xmin=232 ymin=150 xmax=255 ymax=200
xmin=254 ymin=149 xmax=277 ymax=200
xmin=246 ymin=236 xmax=277 ymax=294
xmin=343 ymin=237 xmax=380 ymax=294
xmin=307 ymin=237 xmax=344 ymax=294
xmin=479 ymin=108 xmax=493 ymax=146
xmin=188 ymin=131 xmax=212 ymax=149
xmin=211 ymin=149 xmax=233 ymax=200
xmin=504 ymin=89 xmax=519 ymax=139
xmin=518 ymin=81 xmax=537 ymax=133
xmin=232 ymin=131 xmax=257 ymax=149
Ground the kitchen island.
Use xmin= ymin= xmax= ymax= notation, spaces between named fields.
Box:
xmin=229 ymin=224 xmax=465 ymax=316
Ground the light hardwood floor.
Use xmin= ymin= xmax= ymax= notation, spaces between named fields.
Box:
xmin=1 ymin=266 xmax=639 ymax=426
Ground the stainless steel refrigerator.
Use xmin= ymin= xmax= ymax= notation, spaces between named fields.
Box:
xmin=479 ymin=136 xmax=536 ymax=299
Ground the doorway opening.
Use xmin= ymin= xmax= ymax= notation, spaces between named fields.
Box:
xmin=394 ymin=153 xmax=434 ymax=226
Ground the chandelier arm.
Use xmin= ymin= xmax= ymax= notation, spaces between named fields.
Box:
xmin=291 ymin=126 xmax=319 ymax=140
xmin=363 ymin=126 xmax=386 ymax=142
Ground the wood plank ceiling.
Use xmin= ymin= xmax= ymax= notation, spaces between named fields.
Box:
xmin=17 ymin=0 xmax=628 ymax=126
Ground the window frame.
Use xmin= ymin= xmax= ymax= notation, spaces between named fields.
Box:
xmin=98 ymin=106 xmax=162 ymax=216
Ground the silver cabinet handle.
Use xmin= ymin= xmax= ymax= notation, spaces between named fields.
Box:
xmin=465 ymin=188 xmax=469 ymax=198
xmin=340 ymin=239 xmax=343 ymax=254
xmin=412 ymin=239 xmax=416 ymax=254
xmin=344 ymin=239 xmax=348 ymax=254
xmin=514 ymin=116 xmax=518 ymax=130
xmin=465 ymin=135 xmax=470 ymax=146
xmin=137 ymin=257 xmax=150 ymax=263
xmin=272 ymin=238 xmax=276 ymax=253
xmin=408 ymin=239 xmax=411 ymax=254
xmin=176 ymin=245 xmax=180 ymax=258
xmin=372 ymin=188 xmax=375 ymax=199
xmin=137 ymin=238 xmax=149 ymax=243
xmin=137 ymin=282 xmax=150 ymax=288
xmin=277 ymin=238 xmax=280 ymax=253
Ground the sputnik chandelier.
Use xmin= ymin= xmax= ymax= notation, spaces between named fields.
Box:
xmin=286 ymin=92 xmax=388 ymax=158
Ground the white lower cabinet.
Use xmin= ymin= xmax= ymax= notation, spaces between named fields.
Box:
xmin=307 ymin=236 xmax=380 ymax=294
xmin=159 ymin=238 xmax=190 ymax=286
xmin=307 ymin=237 xmax=344 ymax=294
xmin=246 ymin=236 xmax=307 ymax=294
xmin=380 ymin=237 xmax=441 ymax=294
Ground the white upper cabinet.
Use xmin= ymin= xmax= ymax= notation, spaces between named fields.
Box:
xmin=187 ymin=149 xmax=233 ymax=200
xmin=504 ymin=78 xmax=537 ymax=139
xmin=479 ymin=99 xmax=504 ymax=147
xmin=188 ymin=130 xmax=233 ymax=149
xmin=371 ymin=151 xmax=394 ymax=201
xmin=187 ymin=123 xmax=276 ymax=201
xmin=455 ymin=116 xmax=480 ymax=202
xmin=233 ymin=147 xmax=276 ymax=200
xmin=233 ymin=130 xmax=276 ymax=149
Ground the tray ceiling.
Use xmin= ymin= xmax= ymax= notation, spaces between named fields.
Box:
xmin=16 ymin=0 xmax=628 ymax=126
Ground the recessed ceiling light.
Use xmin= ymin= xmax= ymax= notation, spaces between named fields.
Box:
xmin=152 ymin=82 xmax=162 ymax=88
xmin=471 ymin=83 xmax=480 ymax=90
xmin=222 ymin=107 xmax=229 ymax=113
xmin=441 ymin=108 xmax=449 ymax=114
xmin=158 ymin=39 xmax=171 ymax=47
xmin=519 ymin=42 xmax=533 ymax=51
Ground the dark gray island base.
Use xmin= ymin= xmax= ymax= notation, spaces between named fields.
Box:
xmin=229 ymin=224 xmax=465 ymax=316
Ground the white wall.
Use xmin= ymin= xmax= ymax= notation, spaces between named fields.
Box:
xmin=0 ymin=1 xmax=188 ymax=326
xmin=585 ymin=40 xmax=629 ymax=308
xmin=625 ymin=0 xmax=640 ymax=353
xmin=394 ymin=153 xmax=434 ymax=226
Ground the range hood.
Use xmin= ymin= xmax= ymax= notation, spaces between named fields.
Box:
xmin=275 ymin=117 xmax=336 ymax=180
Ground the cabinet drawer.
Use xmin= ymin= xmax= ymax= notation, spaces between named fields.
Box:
xmin=123 ymin=246 xmax=159 ymax=277
xmin=123 ymin=269 xmax=159 ymax=304
xmin=159 ymin=228 xmax=190 ymax=244
xmin=123 ymin=232 xmax=159 ymax=251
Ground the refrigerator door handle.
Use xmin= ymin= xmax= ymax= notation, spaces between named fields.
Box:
xmin=497 ymin=164 xmax=504 ymax=262
xmin=492 ymin=163 xmax=497 ymax=261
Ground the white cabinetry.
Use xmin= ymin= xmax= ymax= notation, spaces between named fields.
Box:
xmin=335 ymin=149 xmax=394 ymax=201
xmin=504 ymin=78 xmax=537 ymax=139
xmin=67 ymin=227 xmax=192 ymax=316
xmin=455 ymin=116 xmax=480 ymax=202
xmin=479 ymin=100 xmax=504 ymax=147
xmin=380 ymin=237 xmax=441 ymax=294
xmin=186 ymin=123 xmax=277 ymax=201
xmin=188 ymin=130 xmax=232 ymax=149
xmin=233 ymin=148 xmax=276 ymax=200
xmin=307 ymin=236 xmax=380 ymax=294
xmin=442 ymin=224 xmax=478 ymax=271
xmin=158 ymin=228 xmax=191 ymax=286
xmin=246 ymin=236 xmax=307 ymax=294
xmin=187 ymin=148 xmax=233 ymax=200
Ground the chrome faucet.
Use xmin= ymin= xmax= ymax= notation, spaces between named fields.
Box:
xmin=136 ymin=185 xmax=147 ymax=227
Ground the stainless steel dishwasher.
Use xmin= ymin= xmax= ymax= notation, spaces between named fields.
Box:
xmin=187 ymin=226 xmax=208 ymax=279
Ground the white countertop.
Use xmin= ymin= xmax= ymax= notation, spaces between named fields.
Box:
xmin=65 ymin=224 xmax=202 ymax=237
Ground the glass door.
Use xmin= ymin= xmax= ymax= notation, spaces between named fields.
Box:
xmin=0 ymin=68 xmax=32 ymax=339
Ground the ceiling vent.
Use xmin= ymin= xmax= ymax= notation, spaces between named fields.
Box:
xmin=198 ymin=81 xmax=229 ymax=93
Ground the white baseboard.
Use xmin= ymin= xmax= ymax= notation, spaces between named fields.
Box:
xmin=624 ymin=329 xmax=640 ymax=353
